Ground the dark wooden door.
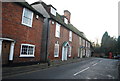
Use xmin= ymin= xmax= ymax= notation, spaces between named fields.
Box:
xmin=2 ymin=41 xmax=11 ymax=64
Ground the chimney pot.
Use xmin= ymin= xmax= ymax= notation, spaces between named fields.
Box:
xmin=64 ymin=10 xmax=71 ymax=23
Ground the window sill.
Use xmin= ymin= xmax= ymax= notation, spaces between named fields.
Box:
xmin=21 ymin=23 xmax=32 ymax=28
xmin=19 ymin=55 xmax=35 ymax=58
xmin=55 ymin=36 xmax=60 ymax=38
xmin=54 ymin=56 xmax=59 ymax=58
xmin=69 ymin=40 xmax=72 ymax=42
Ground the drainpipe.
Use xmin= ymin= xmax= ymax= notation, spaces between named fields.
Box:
xmin=46 ymin=19 xmax=51 ymax=66
xmin=45 ymin=19 xmax=49 ymax=60
xmin=40 ymin=18 xmax=50 ymax=65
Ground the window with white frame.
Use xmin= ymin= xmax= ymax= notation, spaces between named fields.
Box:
xmin=54 ymin=42 xmax=59 ymax=57
xmin=55 ymin=23 xmax=60 ymax=38
xmin=69 ymin=31 xmax=72 ymax=41
xmin=22 ymin=8 xmax=33 ymax=27
xmin=20 ymin=44 xmax=35 ymax=57
xmin=88 ymin=42 xmax=90 ymax=48
xmin=68 ymin=46 xmax=72 ymax=57
xmin=50 ymin=7 xmax=56 ymax=16
xmin=64 ymin=18 xmax=68 ymax=24
xmin=79 ymin=37 xmax=81 ymax=45
xmin=83 ymin=39 xmax=85 ymax=46
xmin=86 ymin=41 xmax=88 ymax=47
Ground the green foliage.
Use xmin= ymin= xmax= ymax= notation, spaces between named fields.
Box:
xmin=117 ymin=36 xmax=120 ymax=53
xmin=100 ymin=31 xmax=117 ymax=55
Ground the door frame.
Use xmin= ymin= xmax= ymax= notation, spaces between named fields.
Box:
xmin=0 ymin=38 xmax=15 ymax=64
xmin=62 ymin=42 xmax=70 ymax=61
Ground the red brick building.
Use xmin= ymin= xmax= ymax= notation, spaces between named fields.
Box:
xmin=1 ymin=2 xmax=44 ymax=65
xmin=32 ymin=1 xmax=91 ymax=62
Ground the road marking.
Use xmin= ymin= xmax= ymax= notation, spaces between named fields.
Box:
xmin=99 ymin=60 xmax=102 ymax=62
xmin=74 ymin=67 xmax=90 ymax=76
xmin=107 ymin=75 xmax=114 ymax=79
xmin=92 ymin=63 xmax=98 ymax=66
xmin=86 ymin=77 xmax=91 ymax=79
xmin=94 ymin=77 xmax=97 ymax=79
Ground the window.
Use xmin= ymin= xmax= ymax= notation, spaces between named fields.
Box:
xmin=50 ymin=7 xmax=56 ymax=16
xmin=86 ymin=41 xmax=87 ymax=47
xmin=54 ymin=42 xmax=59 ymax=57
xmin=55 ymin=23 xmax=60 ymax=38
xmin=88 ymin=42 xmax=90 ymax=48
xmin=83 ymin=40 xmax=85 ymax=47
xmin=22 ymin=8 xmax=33 ymax=27
xmin=79 ymin=37 xmax=81 ymax=45
xmin=20 ymin=44 xmax=35 ymax=57
xmin=64 ymin=18 xmax=68 ymax=24
xmin=68 ymin=46 xmax=72 ymax=57
xmin=69 ymin=31 xmax=72 ymax=41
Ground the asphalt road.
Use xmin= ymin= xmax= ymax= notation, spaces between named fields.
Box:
xmin=3 ymin=58 xmax=119 ymax=79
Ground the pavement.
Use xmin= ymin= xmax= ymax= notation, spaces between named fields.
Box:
xmin=2 ymin=57 xmax=92 ymax=77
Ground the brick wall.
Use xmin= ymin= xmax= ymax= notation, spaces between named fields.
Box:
xmin=48 ymin=20 xmax=80 ymax=60
xmin=2 ymin=2 xmax=44 ymax=63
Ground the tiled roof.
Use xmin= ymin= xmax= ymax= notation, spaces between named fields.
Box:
xmin=50 ymin=12 xmax=88 ymax=41
xmin=31 ymin=2 xmax=88 ymax=40
xmin=19 ymin=1 xmax=90 ymax=42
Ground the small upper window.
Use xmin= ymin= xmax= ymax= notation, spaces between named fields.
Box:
xmin=69 ymin=31 xmax=72 ymax=41
xmin=50 ymin=7 xmax=56 ymax=16
xmin=55 ymin=23 xmax=60 ymax=38
xmin=22 ymin=8 xmax=33 ymax=27
xmin=64 ymin=18 xmax=68 ymax=24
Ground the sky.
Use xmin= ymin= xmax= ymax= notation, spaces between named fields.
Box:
xmin=26 ymin=0 xmax=119 ymax=44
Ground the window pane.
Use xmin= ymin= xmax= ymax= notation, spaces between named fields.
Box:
xmin=27 ymin=11 xmax=32 ymax=19
xmin=28 ymin=19 xmax=31 ymax=26
xmin=23 ymin=17 xmax=28 ymax=25
xmin=24 ymin=9 xmax=28 ymax=17
xmin=21 ymin=45 xmax=28 ymax=55
xmin=27 ymin=46 xmax=33 ymax=55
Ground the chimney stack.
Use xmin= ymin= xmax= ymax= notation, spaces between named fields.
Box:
xmin=64 ymin=10 xmax=71 ymax=23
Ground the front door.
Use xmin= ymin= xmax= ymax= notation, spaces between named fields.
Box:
xmin=64 ymin=47 xmax=68 ymax=60
xmin=2 ymin=41 xmax=11 ymax=64
xmin=62 ymin=46 xmax=68 ymax=61
xmin=78 ymin=48 xmax=81 ymax=58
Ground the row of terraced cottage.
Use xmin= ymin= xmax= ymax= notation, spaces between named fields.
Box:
xmin=1 ymin=1 xmax=91 ymax=66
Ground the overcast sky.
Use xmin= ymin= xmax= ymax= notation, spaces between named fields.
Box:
xmin=26 ymin=0 xmax=119 ymax=44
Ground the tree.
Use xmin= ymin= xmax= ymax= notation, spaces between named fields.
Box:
xmin=117 ymin=36 xmax=120 ymax=54
xmin=101 ymin=31 xmax=110 ymax=54
xmin=101 ymin=31 xmax=117 ymax=56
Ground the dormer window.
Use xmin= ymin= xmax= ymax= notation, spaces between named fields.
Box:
xmin=64 ymin=18 xmax=68 ymax=24
xmin=50 ymin=7 xmax=56 ymax=16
